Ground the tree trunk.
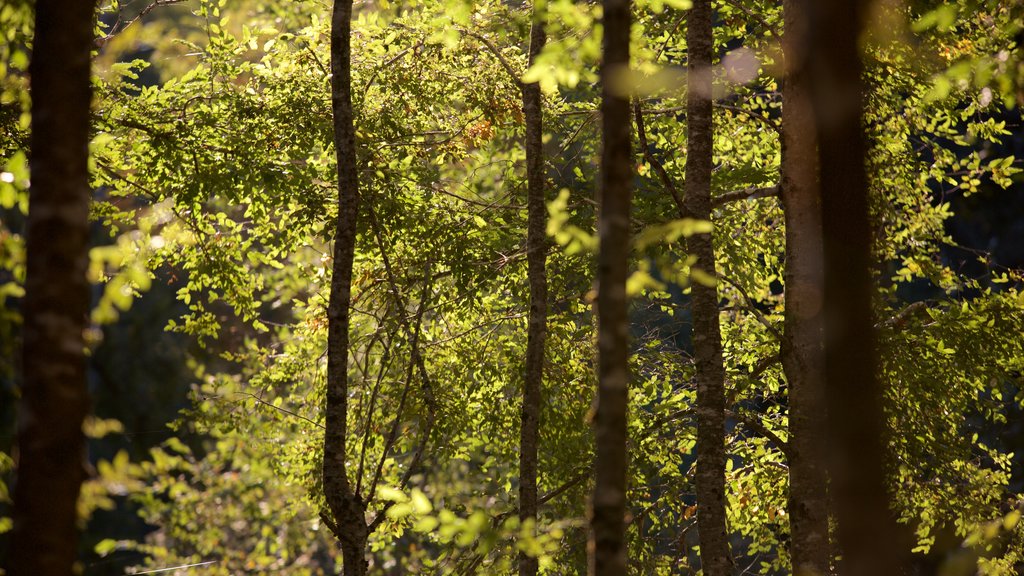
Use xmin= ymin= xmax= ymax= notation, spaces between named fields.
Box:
xmin=684 ymin=2 xmax=732 ymax=574
xmin=589 ymin=0 xmax=632 ymax=571
xmin=519 ymin=10 xmax=548 ymax=576
xmin=780 ymin=0 xmax=830 ymax=573
xmin=323 ymin=0 xmax=371 ymax=573
xmin=808 ymin=0 xmax=901 ymax=573
xmin=8 ymin=0 xmax=96 ymax=574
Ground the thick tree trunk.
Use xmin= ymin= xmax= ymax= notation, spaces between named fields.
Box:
xmin=589 ymin=0 xmax=631 ymax=571
xmin=684 ymin=2 xmax=732 ymax=574
xmin=808 ymin=0 xmax=901 ymax=574
xmin=519 ymin=11 xmax=547 ymax=576
xmin=323 ymin=0 xmax=371 ymax=573
xmin=780 ymin=0 xmax=830 ymax=573
xmin=8 ymin=0 xmax=96 ymax=574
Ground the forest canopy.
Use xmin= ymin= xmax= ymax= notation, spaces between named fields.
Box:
xmin=1 ymin=0 xmax=1024 ymax=574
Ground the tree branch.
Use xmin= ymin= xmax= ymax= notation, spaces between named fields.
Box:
xmin=712 ymin=185 xmax=779 ymax=207
xmin=461 ymin=29 xmax=524 ymax=88
xmin=726 ymin=409 xmax=793 ymax=460
xmin=94 ymin=0 xmax=188 ymax=48
xmin=634 ymin=100 xmax=686 ymax=218
xmin=876 ymin=300 xmax=930 ymax=331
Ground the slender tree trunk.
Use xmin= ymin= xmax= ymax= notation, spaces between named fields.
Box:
xmin=780 ymin=0 xmax=830 ymax=573
xmin=323 ymin=0 xmax=369 ymax=573
xmin=8 ymin=1 xmax=96 ymax=574
xmin=808 ymin=0 xmax=900 ymax=574
xmin=589 ymin=0 xmax=631 ymax=571
xmin=519 ymin=10 xmax=548 ymax=576
xmin=684 ymin=2 xmax=732 ymax=574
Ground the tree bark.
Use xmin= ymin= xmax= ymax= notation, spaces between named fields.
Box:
xmin=808 ymin=0 xmax=901 ymax=573
xmin=589 ymin=0 xmax=632 ymax=572
xmin=519 ymin=10 xmax=547 ymax=576
xmin=684 ymin=2 xmax=732 ymax=574
xmin=780 ymin=0 xmax=830 ymax=573
xmin=323 ymin=0 xmax=370 ymax=573
xmin=8 ymin=0 xmax=96 ymax=574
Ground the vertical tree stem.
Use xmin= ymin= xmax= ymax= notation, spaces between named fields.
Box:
xmin=590 ymin=0 xmax=632 ymax=570
xmin=781 ymin=0 xmax=830 ymax=572
xmin=809 ymin=0 xmax=902 ymax=573
xmin=685 ymin=1 xmax=733 ymax=574
xmin=323 ymin=0 xmax=369 ymax=573
xmin=9 ymin=1 xmax=97 ymax=574
xmin=519 ymin=6 xmax=548 ymax=576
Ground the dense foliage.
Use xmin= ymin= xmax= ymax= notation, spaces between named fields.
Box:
xmin=2 ymin=0 xmax=1024 ymax=574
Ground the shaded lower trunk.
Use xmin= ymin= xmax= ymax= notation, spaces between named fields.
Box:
xmin=322 ymin=0 xmax=371 ymax=571
xmin=519 ymin=11 xmax=548 ymax=576
xmin=340 ymin=533 xmax=370 ymax=576
xmin=685 ymin=1 xmax=732 ymax=574
xmin=589 ymin=0 xmax=632 ymax=572
xmin=808 ymin=0 xmax=901 ymax=573
xmin=781 ymin=0 xmax=830 ymax=573
xmin=8 ymin=0 xmax=96 ymax=575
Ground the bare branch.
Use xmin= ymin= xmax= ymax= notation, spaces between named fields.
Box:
xmin=876 ymin=300 xmax=929 ymax=331
xmin=726 ymin=409 xmax=793 ymax=460
xmin=241 ymin=392 xmax=324 ymax=430
xmin=94 ymin=0 xmax=188 ymax=48
xmin=721 ymin=0 xmax=781 ymax=40
xmin=634 ymin=100 xmax=686 ymax=218
xmin=461 ymin=29 xmax=524 ymax=88
xmin=713 ymin=185 xmax=779 ymax=207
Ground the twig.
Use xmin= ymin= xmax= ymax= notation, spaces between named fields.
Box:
xmin=721 ymin=0 xmax=782 ymax=40
xmin=461 ymin=29 xmax=524 ymax=88
xmin=719 ymin=274 xmax=782 ymax=341
xmin=712 ymin=185 xmax=779 ymax=207
xmin=877 ymin=300 xmax=929 ymax=330
xmin=634 ymin=99 xmax=686 ymax=218
xmin=726 ymin=408 xmax=792 ymax=459
xmin=240 ymin=392 xmax=324 ymax=430
xmin=95 ymin=0 xmax=188 ymax=48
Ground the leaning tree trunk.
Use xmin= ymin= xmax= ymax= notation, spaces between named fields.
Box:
xmin=8 ymin=0 xmax=97 ymax=575
xmin=519 ymin=9 xmax=548 ymax=576
xmin=589 ymin=0 xmax=632 ymax=571
xmin=808 ymin=0 xmax=900 ymax=574
xmin=780 ymin=0 xmax=830 ymax=573
xmin=684 ymin=1 xmax=732 ymax=574
xmin=322 ymin=0 xmax=369 ymax=573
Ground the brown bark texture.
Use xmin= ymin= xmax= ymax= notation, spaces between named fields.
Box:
xmin=807 ymin=0 xmax=901 ymax=573
xmin=780 ymin=0 xmax=830 ymax=573
xmin=323 ymin=0 xmax=369 ymax=573
xmin=684 ymin=1 xmax=732 ymax=574
xmin=519 ymin=11 xmax=548 ymax=576
xmin=8 ymin=0 xmax=97 ymax=574
xmin=589 ymin=0 xmax=632 ymax=572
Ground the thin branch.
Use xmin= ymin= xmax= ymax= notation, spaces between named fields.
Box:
xmin=365 ymin=203 xmax=438 ymax=531
xmin=749 ymin=351 xmax=781 ymax=380
xmin=721 ymin=0 xmax=781 ymax=40
xmin=634 ymin=100 xmax=686 ymax=218
xmin=726 ymin=408 xmax=793 ymax=459
xmin=640 ymin=103 xmax=782 ymax=135
xmin=95 ymin=0 xmax=188 ymax=48
xmin=240 ymin=392 xmax=324 ymax=430
xmin=716 ymin=103 xmax=781 ymax=134
xmin=719 ymin=274 xmax=783 ymax=341
xmin=712 ymin=185 xmax=779 ymax=207
xmin=355 ymin=344 xmax=391 ymax=497
xmin=366 ymin=296 xmax=426 ymax=505
xmin=539 ymin=468 xmax=590 ymax=506
xmin=461 ymin=29 xmax=524 ymax=88
xmin=877 ymin=300 xmax=929 ymax=330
